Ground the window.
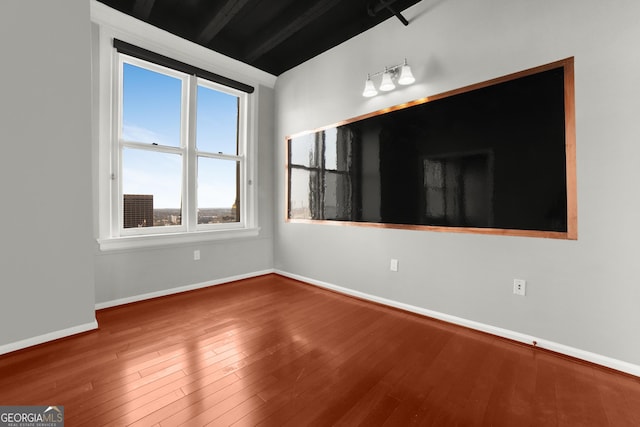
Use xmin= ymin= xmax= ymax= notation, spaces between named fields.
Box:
xmin=120 ymin=59 xmax=185 ymax=232
xmin=288 ymin=127 xmax=358 ymax=221
xmin=98 ymin=48 xmax=257 ymax=250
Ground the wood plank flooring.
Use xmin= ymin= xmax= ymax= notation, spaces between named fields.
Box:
xmin=1 ymin=274 xmax=639 ymax=426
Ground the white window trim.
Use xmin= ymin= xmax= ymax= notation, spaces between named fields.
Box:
xmin=93 ymin=11 xmax=261 ymax=252
xmin=115 ymin=55 xmax=190 ymax=237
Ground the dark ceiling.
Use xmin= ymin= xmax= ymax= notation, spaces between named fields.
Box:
xmin=97 ymin=0 xmax=422 ymax=76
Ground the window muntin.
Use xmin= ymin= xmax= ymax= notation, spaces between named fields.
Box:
xmin=115 ymin=54 xmax=247 ymax=237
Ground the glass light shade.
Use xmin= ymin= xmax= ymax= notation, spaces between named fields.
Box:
xmin=398 ymin=64 xmax=415 ymax=85
xmin=379 ymin=71 xmax=395 ymax=91
xmin=362 ymin=78 xmax=377 ymax=97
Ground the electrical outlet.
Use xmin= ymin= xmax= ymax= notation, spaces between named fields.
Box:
xmin=194 ymin=250 xmax=201 ymax=261
xmin=513 ymin=279 xmax=526 ymax=296
xmin=390 ymin=259 xmax=399 ymax=272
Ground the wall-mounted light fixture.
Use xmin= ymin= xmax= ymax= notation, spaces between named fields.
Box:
xmin=362 ymin=59 xmax=415 ymax=97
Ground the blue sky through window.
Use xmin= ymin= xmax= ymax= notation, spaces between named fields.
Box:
xmin=122 ymin=62 xmax=239 ymax=210
xmin=196 ymin=85 xmax=238 ymax=155
xmin=122 ymin=63 xmax=181 ymax=147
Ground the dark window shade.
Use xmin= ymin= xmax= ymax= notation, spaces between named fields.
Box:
xmin=113 ymin=39 xmax=255 ymax=94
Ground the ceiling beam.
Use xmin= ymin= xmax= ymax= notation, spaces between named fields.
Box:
xmin=243 ymin=0 xmax=343 ymax=63
xmin=133 ymin=0 xmax=156 ymax=20
xmin=197 ymin=0 xmax=252 ymax=45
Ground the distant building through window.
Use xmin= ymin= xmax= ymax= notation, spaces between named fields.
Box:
xmin=123 ymin=194 xmax=154 ymax=228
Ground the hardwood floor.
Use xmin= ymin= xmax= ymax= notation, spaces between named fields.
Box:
xmin=1 ymin=274 xmax=639 ymax=426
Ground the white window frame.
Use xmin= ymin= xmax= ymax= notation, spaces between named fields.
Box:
xmin=115 ymin=55 xmax=190 ymax=236
xmin=94 ymin=25 xmax=259 ymax=251
xmin=191 ymin=77 xmax=249 ymax=233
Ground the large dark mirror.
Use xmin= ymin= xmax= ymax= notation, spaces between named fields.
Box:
xmin=287 ymin=58 xmax=576 ymax=239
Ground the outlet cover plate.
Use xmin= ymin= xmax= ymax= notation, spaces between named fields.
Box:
xmin=513 ymin=279 xmax=526 ymax=296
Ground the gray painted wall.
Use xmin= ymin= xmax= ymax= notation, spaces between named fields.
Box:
xmin=274 ymin=0 xmax=640 ymax=366
xmin=0 ymin=1 xmax=96 ymax=345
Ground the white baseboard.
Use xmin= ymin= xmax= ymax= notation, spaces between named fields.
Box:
xmin=1 ymin=270 xmax=275 ymax=356
xmin=95 ymin=269 xmax=275 ymax=310
xmin=6 ymin=270 xmax=637 ymax=378
xmin=0 ymin=320 xmax=99 ymax=357
xmin=275 ymin=270 xmax=640 ymax=378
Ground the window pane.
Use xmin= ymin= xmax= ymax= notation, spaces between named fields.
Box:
xmin=289 ymin=133 xmax=318 ymax=168
xmin=197 ymin=157 xmax=240 ymax=224
xmin=122 ymin=63 xmax=182 ymax=147
xmin=324 ymin=172 xmax=352 ymax=220
xmin=289 ymin=168 xmax=312 ymax=219
xmin=196 ymin=84 xmax=238 ymax=154
xmin=324 ymin=128 xmax=338 ymax=170
xmin=122 ymin=147 xmax=182 ymax=228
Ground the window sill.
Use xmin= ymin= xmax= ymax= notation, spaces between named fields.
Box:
xmin=97 ymin=227 xmax=261 ymax=252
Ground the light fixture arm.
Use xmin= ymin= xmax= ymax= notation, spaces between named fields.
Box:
xmin=367 ymin=60 xmax=406 ymax=79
